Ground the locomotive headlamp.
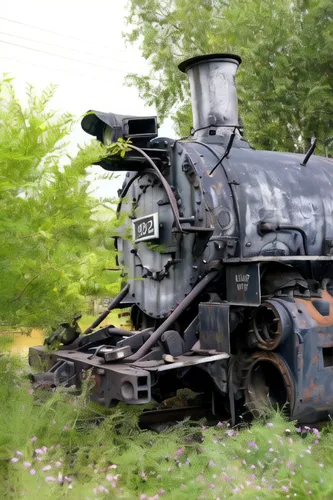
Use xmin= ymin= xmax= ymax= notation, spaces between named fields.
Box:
xmin=81 ymin=111 xmax=158 ymax=147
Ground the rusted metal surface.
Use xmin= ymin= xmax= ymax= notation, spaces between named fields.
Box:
xmin=275 ymin=296 xmax=333 ymax=423
xmin=243 ymin=351 xmax=295 ymax=417
xmin=251 ymin=300 xmax=292 ymax=351
xmin=296 ymin=291 xmax=333 ymax=326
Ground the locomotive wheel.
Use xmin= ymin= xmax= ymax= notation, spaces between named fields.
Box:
xmin=243 ymin=352 xmax=295 ymax=418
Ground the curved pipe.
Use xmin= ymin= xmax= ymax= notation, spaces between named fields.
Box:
xmin=259 ymin=222 xmax=309 ymax=256
xmin=125 ymin=270 xmax=219 ymax=362
xmin=127 ymin=144 xmax=183 ymax=232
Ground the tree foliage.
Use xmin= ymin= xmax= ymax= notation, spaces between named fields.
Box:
xmin=125 ymin=0 xmax=333 ymax=154
xmin=0 ymin=78 xmax=120 ymax=329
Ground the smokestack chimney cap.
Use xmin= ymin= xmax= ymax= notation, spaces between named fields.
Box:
xmin=178 ymin=53 xmax=242 ymax=73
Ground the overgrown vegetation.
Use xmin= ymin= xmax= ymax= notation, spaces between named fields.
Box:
xmin=0 ymin=77 xmax=120 ymax=329
xmin=125 ymin=0 xmax=333 ymax=155
xmin=0 ymin=338 xmax=332 ymax=499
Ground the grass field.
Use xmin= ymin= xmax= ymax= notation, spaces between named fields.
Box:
xmin=1 ymin=334 xmax=333 ymax=499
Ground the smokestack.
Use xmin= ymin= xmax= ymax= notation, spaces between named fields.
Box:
xmin=178 ymin=53 xmax=242 ymax=139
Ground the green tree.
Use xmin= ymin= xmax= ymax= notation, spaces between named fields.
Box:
xmin=0 ymin=78 xmax=120 ymax=329
xmin=125 ymin=0 xmax=333 ymax=154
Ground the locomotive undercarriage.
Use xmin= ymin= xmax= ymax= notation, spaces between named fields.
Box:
xmin=29 ymin=262 xmax=333 ymax=425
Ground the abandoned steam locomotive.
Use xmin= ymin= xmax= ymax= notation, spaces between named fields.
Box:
xmin=29 ymin=54 xmax=333 ymax=424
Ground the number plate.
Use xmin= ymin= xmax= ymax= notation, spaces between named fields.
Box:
xmin=132 ymin=213 xmax=159 ymax=243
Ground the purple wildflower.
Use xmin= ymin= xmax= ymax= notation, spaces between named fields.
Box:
xmin=45 ymin=476 xmax=56 ymax=482
xmin=248 ymin=441 xmax=259 ymax=450
xmin=10 ymin=457 xmax=19 ymax=463
xmin=159 ymin=490 xmax=165 ymax=495
xmin=266 ymin=422 xmax=274 ymax=427
xmin=16 ymin=451 xmax=23 ymax=457
xmin=31 ymin=436 xmax=37 ymax=442
xmin=281 ymin=485 xmax=289 ymax=492
xmin=28 ymin=389 xmax=34 ymax=395
xmin=250 ymin=464 xmax=256 ymax=469
xmin=63 ymin=425 xmax=70 ymax=431
xmin=201 ymin=426 xmax=207 ymax=431
xmin=313 ymin=428 xmax=320 ymax=438
xmin=43 ymin=465 xmax=52 ymax=471
xmin=225 ymin=429 xmax=235 ymax=437
xmin=98 ymin=485 xmax=109 ymax=493
xmin=29 ymin=469 xmax=36 ymax=475
xmin=23 ymin=462 xmax=31 ymax=468
xmin=217 ymin=421 xmax=223 ymax=427
xmin=269 ymin=448 xmax=274 ymax=452
xmin=209 ymin=484 xmax=215 ymax=489
xmin=55 ymin=461 xmax=62 ymax=467
xmin=176 ymin=448 xmax=184 ymax=456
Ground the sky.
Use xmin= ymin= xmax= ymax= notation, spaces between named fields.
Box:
xmin=0 ymin=0 xmax=175 ymax=197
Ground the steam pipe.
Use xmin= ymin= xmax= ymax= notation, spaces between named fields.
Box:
xmin=83 ymin=285 xmax=130 ymax=335
xmin=125 ymin=270 xmax=219 ymax=362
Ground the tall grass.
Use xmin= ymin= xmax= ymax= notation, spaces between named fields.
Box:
xmin=1 ymin=339 xmax=333 ymax=499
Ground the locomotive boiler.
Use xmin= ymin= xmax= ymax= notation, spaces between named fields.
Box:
xmin=29 ymin=54 xmax=333 ymax=424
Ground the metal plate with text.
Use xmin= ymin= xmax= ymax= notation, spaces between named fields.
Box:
xmin=226 ymin=263 xmax=261 ymax=306
xmin=132 ymin=213 xmax=159 ymax=243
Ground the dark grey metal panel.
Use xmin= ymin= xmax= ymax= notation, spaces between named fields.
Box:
xmin=226 ymin=263 xmax=261 ymax=306
xmin=199 ymin=303 xmax=230 ymax=353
